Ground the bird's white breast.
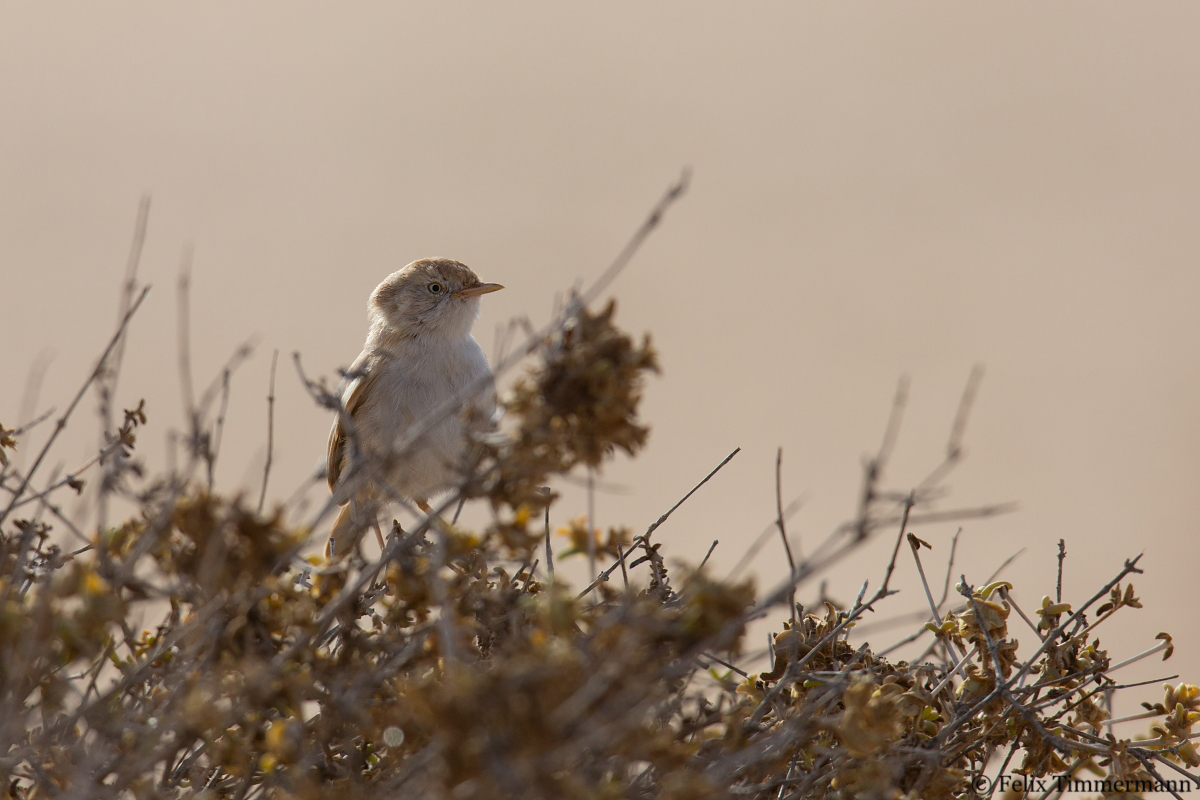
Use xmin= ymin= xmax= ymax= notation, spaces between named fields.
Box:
xmin=354 ymin=333 xmax=495 ymax=500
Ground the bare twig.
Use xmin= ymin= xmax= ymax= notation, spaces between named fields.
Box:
xmin=577 ymin=447 xmax=739 ymax=598
xmin=984 ymin=547 xmax=1026 ymax=584
xmin=725 ymin=495 xmax=806 ymax=581
xmin=917 ymin=364 xmax=983 ymax=493
xmin=644 ymin=447 xmax=740 ymax=543
xmin=96 ymin=196 xmax=151 ymax=530
xmin=7 ymin=353 xmax=54 ymax=476
xmin=206 ymin=368 xmax=231 ymax=491
xmin=587 ymin=468 xmax=597 ymax=586
xmin=776 ymin=447 xmax=797 ymax=624
xmin=0 ymin=286 xmax=151 ymax=528
xmin=909 ymin=533 xmax=941 ymax=625
xmin=544 ymin=500 xmax=554 ymax=579
xmin=9 ymin=405 xmax=56 ymax=443
xmin=257 ymin=350 xmax=278 ymax=515
xmin=1057 ymin=538 xmax=1066 ymax=604
xmin=177 ymin=245 xmax=196 ymax=422
xmin=877 ymin=494 xmax=913 ymax=597
xmin=575 ymin=168 xmax=691 ymax=308
xmin=617 ymin=542 xmax=628 ymax=589
xmin=876 ymin=378 xmax=909 ymax=473
xmin=1001 ymin=586 xmax=1044 ymax=641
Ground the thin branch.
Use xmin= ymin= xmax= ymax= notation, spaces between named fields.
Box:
xmin=577 ymin=448 xmax=740 ymax=598
xmin=430 ymin=526 xmax=458 ymax=663
xmin=947 ymin=364 xmax=984 ymax=458
xmin=575 ymin=168 xmax=691 ymax=308
xmin=257 ymin=350 xmax=278 ymax=515
xmin=0 ymin=286 xmax=151 ymax=528
xmin=7 ymin=427 xmax=136 ymax=512
xmin=96 ymin=197 xmax=151 ymax=504
xmin=917 ymin=364 xmax=983 ymax=492
xmin=909 ymin=533 xmax=941 ymax=625
xmin=544 ymin=500 xmax=554 ymax=579
xmin=938 ymin=528 xmax=962 ymax=607
xmin=177 ymin=244 xmax=196 ymax=422
xmin=1057 ymin=538 xmax=1066 ymax=604
xmin=7 ymin=352 xmax=54 ymax=476
xmin=725 ymin=495 xmax=806 ymax=581
xmin=877 ymin=494 xmax=914 ymax=597
xmin=776 ymin=447 xmax=797 ymax=623
xmin=616 ymin=542 xmax=628 ymax=589
xmin=9 ymin=405 xmax=56 ymax=442
xmin=587 ymin=467 xmax=597 ymax=586
xmin=644 ymin=447 xmax=740 ymax=543
xmin=1001 ymin=586 xmax=1044 ymax=641
xmin=875 ymin=377 xmax=909 ymax=472
xmin=984 ymin=547 xmax=1026 ymax=584
xmin=206 ymin=368 xmax=231 ymax=491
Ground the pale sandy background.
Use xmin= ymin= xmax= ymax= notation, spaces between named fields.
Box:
xmin=3 ymin=3 xmax=1198 ymax=713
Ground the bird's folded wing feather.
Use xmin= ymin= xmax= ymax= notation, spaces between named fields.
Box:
xmin=326 ymin=354 xmax=377 ymax=494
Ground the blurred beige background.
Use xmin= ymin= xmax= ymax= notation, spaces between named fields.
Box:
xmin=2 ymin=3 xmax=1198 ymax=710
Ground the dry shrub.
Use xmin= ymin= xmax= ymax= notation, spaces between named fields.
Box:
xmin=1 ymin=197 xmax=1196 ymax=799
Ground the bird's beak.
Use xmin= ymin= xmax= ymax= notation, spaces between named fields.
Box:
xmin=452 ymin=282 xmax=504 ymax=299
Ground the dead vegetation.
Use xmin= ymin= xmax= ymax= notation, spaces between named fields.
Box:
xmin=1 ymin=183 xmax=1196 ymax=799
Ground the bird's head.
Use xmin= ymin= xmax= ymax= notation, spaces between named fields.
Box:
xmin=369 ymin=258 xmax=503 ymax=341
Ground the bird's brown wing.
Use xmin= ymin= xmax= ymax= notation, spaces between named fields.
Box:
xmin=326 ymin=355 xmax=376 ymax=495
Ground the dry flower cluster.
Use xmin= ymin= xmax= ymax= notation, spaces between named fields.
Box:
xmin=2 ymin=188 xmax=1197 ymax=799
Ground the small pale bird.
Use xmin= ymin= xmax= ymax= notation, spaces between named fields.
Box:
xmin=326 ymin=258 xmax=503 ymax=558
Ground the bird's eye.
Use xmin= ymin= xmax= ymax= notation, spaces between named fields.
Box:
xmin=428 ymin=283 xmax=443 ymax=294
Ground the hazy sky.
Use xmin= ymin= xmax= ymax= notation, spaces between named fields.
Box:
xmin=3 ymin=3 xmax=1198 ymax=709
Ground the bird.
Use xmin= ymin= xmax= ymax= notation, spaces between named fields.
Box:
xmin=325 ymin=258 xmax=503 ymax=558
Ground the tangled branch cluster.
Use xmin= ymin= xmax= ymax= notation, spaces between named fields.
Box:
xmin=1 ymin=179 xmax=1196 ymax=797
xmin=1 ymin=294 xmax=1195 ymax=800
